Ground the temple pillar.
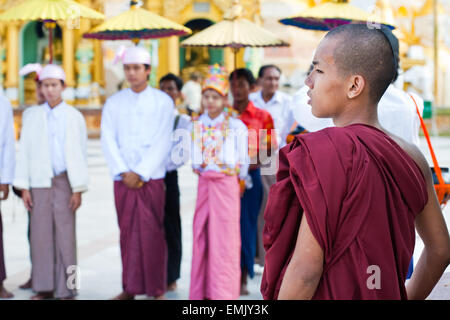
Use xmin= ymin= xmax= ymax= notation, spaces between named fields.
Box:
xmin=62 ymin=25 xmax=76 ymax=104
xmin=167 ymin=36 xmax=180 ymax=75
xmin=236 ymin=48 xmax=245 ymax=69
xmin=93 ymin=39 xmax=104 ymax=87
xmin=224 ymin=48 xmax=245 ymax=71
xmin=5 ymin=23 xmax=19 ymax=107
xmin=78 ymin=0 xmax=92 ymax=35
xmin=92 ymin=39 xmax=104 ymax=106
xmin=225 ymin=47 xmax=234 ymax=72
xmin=157 ymin=38 xmax=169 ymax=81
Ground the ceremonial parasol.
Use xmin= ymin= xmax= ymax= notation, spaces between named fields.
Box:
xmin=279 ymin=0 xmax=395 ymax=31
xmin=83 ymin=1 xmax=192 ymax=44
xmin=0 ymin=0 xmax=105 ymax=63
xmin=181 ymin=0 xmax=289 ymax=70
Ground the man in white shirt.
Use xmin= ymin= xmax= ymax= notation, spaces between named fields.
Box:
xmin=14 ymin=64 xmax=89 ymax=300
xmin=101 ymin=47 xmax=174 ymax=300
xmin=378 ymin=86 xmax=423 ymax=148
xmin=159 ymin=73 xmax=191 ymax=292
xmin=250 ymin=65 xmax=295 ymax=270
xmin=0 ymin=95 xmax=15 ymax=299
xmin=250 ymin=65 xmax=295 ymax=149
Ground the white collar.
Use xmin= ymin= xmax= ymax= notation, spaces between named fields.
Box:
xmin=202 ymin=112 xmax=225 ymax=126
xmin=129 ymin=86 xmax=150 ymax=96
xmin=259 ymin=90 xmax=281 ymax=105
xmin=44 ymin=101 xmax=66 ymax=117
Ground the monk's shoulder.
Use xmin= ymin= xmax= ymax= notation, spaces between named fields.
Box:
xmin=290 ymin=127 xmax=356 ymax=160
xmin=297 ymin=126 xmax=354 ymax=148
xmin=386 ymin=133 xmax=431 ymax=183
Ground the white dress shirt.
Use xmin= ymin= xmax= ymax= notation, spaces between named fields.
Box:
xmin=166 ymin=111 xmax=191 ymax=173
xmin=250 ymin=90 xmax=295 ymax=149
xmin=0 ymin=95 xmax=15 ymax=184
xmin=191 ymin=113 xmax=249 ymax=180
xmin=378 ymin=86 xmax=423 ymax=147
xmin=45 ymin=102 xmax=67 ymax=176
xmin=14 ymin=102 xmax=88 ymax=192
xmin=292 ymin=85 xmax=423 ymax=147
xmin=101 ymin=86 xmax=175 ymax=181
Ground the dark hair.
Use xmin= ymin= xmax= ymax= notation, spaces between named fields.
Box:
xmin=159 ymin=73 xmax=184 ymax=91
xmin=377 ymin=27 xmax=400 ymax=82
xmin=145 ymin=64 xmax=151 ymax=80
xmin=258 ymin=65 xmax=282 ymax=78
xmin=39 ymin=79 xmax=65 ymax=86
xmin=325 ymin=24 xmax=398 ymax=103
xmin=189 ymin=72 xmax=201 ymax=81
xmin=229 ymin=68 xmax=256 ymax=86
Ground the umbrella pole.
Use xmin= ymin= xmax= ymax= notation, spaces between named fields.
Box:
xmin=233 ymin=48 xmax=238 ymax=70
xmin=49 ymin=27 xmax=53 ymax=64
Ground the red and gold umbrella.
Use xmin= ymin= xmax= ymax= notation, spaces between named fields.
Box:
xmin=0 ymin=0 xmax=105 ymax=63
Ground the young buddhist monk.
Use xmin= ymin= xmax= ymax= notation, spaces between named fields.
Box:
xmin=262 ymin=24 xmax=450 ymax=300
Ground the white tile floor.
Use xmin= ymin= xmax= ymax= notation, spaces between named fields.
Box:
xmin=1 ymin=137 xmax=449 ymax=300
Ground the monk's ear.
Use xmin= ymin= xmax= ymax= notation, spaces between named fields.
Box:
xmin=346 ymin=75 xmax=365 ymax=100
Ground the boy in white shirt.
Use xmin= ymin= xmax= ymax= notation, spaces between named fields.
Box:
xmin=101 ymin=47 xmax=174 ymax=300
xmin=14 ymin=64 xmax=88 ymax=300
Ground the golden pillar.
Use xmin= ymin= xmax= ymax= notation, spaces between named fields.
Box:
xmin=236 ymin=48 xmax=245 ymax=69
xmin=62 ymin=25 xmax=76 ymax=105
xmin=63 ymin=26 xmax=76 ymax=87
xmin=157 ymin=39 xmax=168 ymax=81
xmin=93 ymin=39 xmax=104 ymax=87
xmin=225 ymin=47 xmax=234 ymax=72
xmin=5 ymin=23 xmax=19 ymax=107
xmin=78 ymin=0 xmax=92 ymax=35
xmin=224 ymin=48 xmax=245 ymax=71
xmin=158 ymin=38 xmax=169 ymax=81
xmin=167 ymin=36 xmax=180 ymax=75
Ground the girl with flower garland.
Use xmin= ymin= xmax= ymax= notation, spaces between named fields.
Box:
xmin=189 ymin=65 xmax=249 ymax=300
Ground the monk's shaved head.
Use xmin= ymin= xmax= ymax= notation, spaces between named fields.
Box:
xmin=325 ymin=24 xmax=398 ymax=103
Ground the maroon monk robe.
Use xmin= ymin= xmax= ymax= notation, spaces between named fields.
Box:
xmin=261 ymin=124 xmax=428 ymax=300
xmin=114 ymin=179 xmax=167 ymax=297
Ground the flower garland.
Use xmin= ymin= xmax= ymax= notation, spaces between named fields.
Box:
xmin=192 ymin=111 xmax=241 ymax=176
